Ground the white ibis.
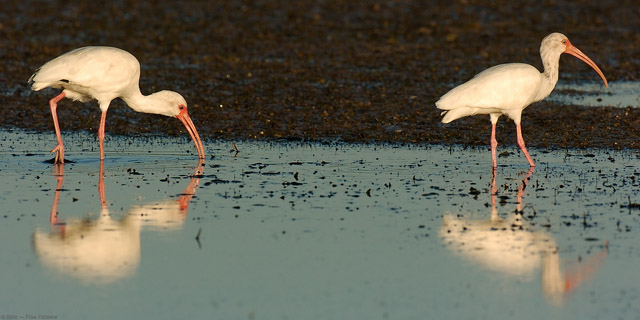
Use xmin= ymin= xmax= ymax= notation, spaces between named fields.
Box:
xmin=436 ymin=33 xmax=608 ymax=168
xmin=29 ymin=46 xmax=206 ymax=163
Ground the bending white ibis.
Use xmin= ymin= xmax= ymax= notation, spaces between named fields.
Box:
xmin=436 ymin=33 xmax=608 ymax=168
xmin=29 ymin=46 xmax=206 ymax=163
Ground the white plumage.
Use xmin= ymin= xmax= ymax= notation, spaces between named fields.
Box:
xmin=29 ymin=46 xmax=205 ymax=163
xmin=439 ymin=64 xmax=544 ymax=124
xmin=437 ymin=33 xmax=608 ymax=168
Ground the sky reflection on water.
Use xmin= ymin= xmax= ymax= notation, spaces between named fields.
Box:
xmin=32 ymin=162 xmax=203 ymax=285
xmin=0 ymin=129 xmax=639 ymax=319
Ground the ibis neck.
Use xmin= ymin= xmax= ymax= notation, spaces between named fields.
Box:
xmin=121 ymin=88 xmax=164 ymax=116
xmin=539 ymin=51 xmax=562 ymax=101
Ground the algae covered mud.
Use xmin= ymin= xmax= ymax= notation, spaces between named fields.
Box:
xmin=0 ymin=129 xmax=639 ymax=319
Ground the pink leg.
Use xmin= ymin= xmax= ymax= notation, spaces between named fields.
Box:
xmin=99 ymin=111 xmax=107 ymax=160
xmin=491 ymin=122 xmax=498 ymax=169
xmin=515 ymin=123 xmax=535 ymax=167
xmin=49 ymin=92 xmax=67 ymax=164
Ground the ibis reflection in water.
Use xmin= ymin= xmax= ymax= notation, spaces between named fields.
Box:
xmin=32 ymin=161 xmax=203 ymax=284
xmin=440 ymin=168 xmax=608 ymax=305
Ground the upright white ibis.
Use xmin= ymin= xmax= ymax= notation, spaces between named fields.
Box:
xmin=29 ymin=46 xmax=206 ymax=163
xmin=436 ymin=33 xmax=608 ymax=168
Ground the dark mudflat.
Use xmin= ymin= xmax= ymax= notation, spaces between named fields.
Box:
xmin=1 ymin=0 xmax=639 ymax=148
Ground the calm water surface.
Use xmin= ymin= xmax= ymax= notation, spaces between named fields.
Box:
xmin=0 ymin=129 xmax=639 ymax=320
xmin=549 ymin=81 xmax=640 ymax=108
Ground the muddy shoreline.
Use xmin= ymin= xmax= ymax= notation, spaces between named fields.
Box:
xmin=2 ymin=0 xmax=639 ymax=148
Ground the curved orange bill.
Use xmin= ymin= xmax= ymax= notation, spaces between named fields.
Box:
xmin=564 ymin=42 xmax=609 ymax=88
xmin=176 ymin=107 xmax=205 ymax=160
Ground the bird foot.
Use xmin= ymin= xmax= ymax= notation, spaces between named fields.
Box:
xmin=50 ymin=144 xmax=65 ymax=164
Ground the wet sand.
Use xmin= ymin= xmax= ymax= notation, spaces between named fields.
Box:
xmin=1 ymin=0 xmax=639 ymax=148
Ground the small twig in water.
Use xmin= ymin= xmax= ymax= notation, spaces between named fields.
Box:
xmin=620 ymin=196 xmax=640 ymax=210
xmin=230 ymin=142 xmax=240 ymax=157
xmin=195 ymin=227 xmax=202 ymax=249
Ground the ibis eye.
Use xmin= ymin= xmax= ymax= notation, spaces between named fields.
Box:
xmin=179 ymin=105 xmax=185 ymax=110
xmin=561 ymin=40 xmax=567 ymax=44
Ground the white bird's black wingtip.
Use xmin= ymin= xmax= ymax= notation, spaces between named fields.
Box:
xmin=27 ymin=71 xmax=38 ymax=85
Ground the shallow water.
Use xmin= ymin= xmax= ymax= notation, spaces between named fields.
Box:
xmin=1 ymin=129 xmax=639 ymax=320
xmin=549 ymin=81 xmax=640 ymax=108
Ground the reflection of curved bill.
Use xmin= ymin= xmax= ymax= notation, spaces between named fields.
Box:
xmin=33 ymin=160 xmax=203 ymax=284
xmin=440 ymin=168 xmax=607 ymax=305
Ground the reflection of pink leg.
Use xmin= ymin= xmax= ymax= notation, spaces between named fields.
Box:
xmin=490 ymin=169 xmax=498 ymax=215
xmin=490 ymin=169 xmax=498 ymax=195
xmin=491 ymin=122 xmax=498 ymax=169
xmin=516 ymin=123 xmax=535 ymax=167
xmin=49 ymin=92 xmax=67 ymax=164
xmin=516 ymin=167 xmax=535 ymax=212
xmin=98 ymin=161 xmax=107 ymax=209
xmin=50 ymin=164 xmax=64 ymax=225
xmin=98 ymin=111 xmax=107 ymax=160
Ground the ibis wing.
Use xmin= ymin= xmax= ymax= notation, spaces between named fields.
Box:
xmin=436 ymin=63 xmax=543 ymax=111
xmin=30 ymin=47 xmax=140 ymax=95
